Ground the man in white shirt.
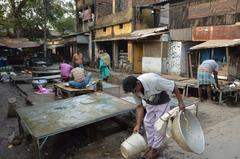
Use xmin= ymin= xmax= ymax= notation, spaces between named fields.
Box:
xmin=122 ymin=73 xmax=185 ymax=159
xmin=198 ymin=59 xmax=219 ymax=101
xmin=68 ymin=65 xmax=92 ymax=89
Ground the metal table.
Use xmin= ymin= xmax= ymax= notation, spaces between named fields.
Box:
xmin=10 ymin=74 xmax=61 ymax=85
xmin=16 ymin=93 xmax=136 ymax=159
xmin=32 ymin=70 xmax=60 ymax=77
xmin=215 ymin=86 xmax=238 ymax=104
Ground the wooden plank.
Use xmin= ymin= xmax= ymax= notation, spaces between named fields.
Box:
xmin=33 ymin=75 xmax=61 ymax=80
xmin=11 ymin=74 xmax=61 ymax=84
xmin=161 ymin=74 xmax=189 ymax=81
xmin=54 ymin=82 xmax=94 ymax=92
xmin=32 ymin=70 xmax=60 ymax=77
xmin=54 ymin=82 xmax=95 ymax=98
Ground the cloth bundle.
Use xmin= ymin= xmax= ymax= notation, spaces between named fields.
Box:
xmin=35 ymin=85 xmax=53 ymax=95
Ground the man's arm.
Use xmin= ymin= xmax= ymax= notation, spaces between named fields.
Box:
xmin=173 ymin=84 xmax=185 ymax=111
xmin=72 ymin=54 xmax=75 ymax=64
xmin=69 ymin=71 xmax=73 ymax=80
xmin=133 ymin=104 xmax=145 ymax=132
xmin=213 ymin=71 xmax=220 ymax=89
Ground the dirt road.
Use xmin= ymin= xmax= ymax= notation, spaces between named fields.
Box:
xmin=0 ymin=81 xmax=240 ymax=159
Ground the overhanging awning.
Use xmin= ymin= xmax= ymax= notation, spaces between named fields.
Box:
xmin=190 ymin=39 xmax=240 ymax=50
xmin=94 ymin=26 xmax=168 ymax=42
xmin=129 ymin=26 xmax=168 ymax=40
xmin=0 ymin=38 xmax=40 ymax=49
xmin=94 ymin=37 xmax=129 ymax=42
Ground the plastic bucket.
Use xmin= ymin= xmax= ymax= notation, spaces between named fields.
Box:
xmin=120 ymin=133 xmax=147 ymax=159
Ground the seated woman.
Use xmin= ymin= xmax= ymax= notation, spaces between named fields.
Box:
xmin=68 ymin=64 xmax=92 ymax=89
xmin=59 ymin=60 xmax=73 ymax=82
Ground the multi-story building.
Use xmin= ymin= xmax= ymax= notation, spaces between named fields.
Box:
xmin=169 ymin=0 xmax=240 ymax=79
xmin=59 ymin=0 xmax=95 ymax=65
xmin=93 ymin=0 xmax=170 ymax=74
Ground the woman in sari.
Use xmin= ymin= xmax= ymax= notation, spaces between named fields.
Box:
xmin=97 ymin=49 xmax=110 ymax=81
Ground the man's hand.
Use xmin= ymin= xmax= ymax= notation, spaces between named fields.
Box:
xmin=179 ymin=102 xmax=185 ymax=111
xmin=133 ymin=125 xmax=141 ymax=133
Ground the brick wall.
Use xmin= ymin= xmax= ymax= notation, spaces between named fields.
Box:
xmin=170 ymin=0 xmax=240 ymax=29
xmin=96 ymin=0 xmax=113 ymax=18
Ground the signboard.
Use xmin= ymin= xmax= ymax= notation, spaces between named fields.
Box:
xmin=76 ymin=35 xmax=89 ymax=44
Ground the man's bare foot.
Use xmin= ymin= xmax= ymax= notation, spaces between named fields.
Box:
xmin=143 ymin=147 xmax=152 ymax=158
xmin=146 ymin=148 xmax=159 ymax=159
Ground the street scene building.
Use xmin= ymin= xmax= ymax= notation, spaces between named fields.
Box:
xmin=1 ymin=0 xmax=240 ymax=159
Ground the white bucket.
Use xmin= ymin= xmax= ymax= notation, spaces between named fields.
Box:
xmin=120 ymin=133 xmax=147 ymax=159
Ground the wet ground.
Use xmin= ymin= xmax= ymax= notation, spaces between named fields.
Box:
xmin=0 ymin=70 xmax=240 ymax=159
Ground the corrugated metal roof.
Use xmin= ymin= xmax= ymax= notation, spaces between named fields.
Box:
xmin=0 ymin=38 xmax=40 ymax=48
xmin=190 ymin=39 xmax=240 ymax=50
xmin=130 ymin=26 xmax=168 ymax=39
xmin=94 ymin=26 xmax=168 ymax=42
xmin=94 ymin=37 xmax=129 ymax=42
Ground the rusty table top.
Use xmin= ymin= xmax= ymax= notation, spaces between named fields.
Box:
xmin=16 ymin=92 xmax=135 ymax=139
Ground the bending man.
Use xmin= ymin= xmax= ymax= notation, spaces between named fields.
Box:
xmin=122 ymin=73 xmax=185 ymax=159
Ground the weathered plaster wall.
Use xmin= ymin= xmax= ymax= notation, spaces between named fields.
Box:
xmin=113 ymin=22 xmax=132 ymax=36
xmin=167 ymin=41 xmax=192 ymax=76
xmin=167 ymin=41 xmax=182 ymax=75
xmin=143 ymin=57 xmax=165 ymax=74
xmin=95 ymin=27 xmax=112 ymax=39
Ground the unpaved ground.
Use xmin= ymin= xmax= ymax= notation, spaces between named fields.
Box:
xmin=1 ymin=73 xmax=240 ymax=159
xmin=73 ymin=101 xmax=240 ymax=159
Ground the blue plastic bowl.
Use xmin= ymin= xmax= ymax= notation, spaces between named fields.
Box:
xmin=32 ymin=79 xmax=48 ymax=89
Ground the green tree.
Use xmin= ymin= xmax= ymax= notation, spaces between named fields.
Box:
xmin=52 ymin=16 xmax=75 ymax=35
xmin=0 ymin=0 xmax=76 ymax=38
xmin=8 ymin=0 xmax=28 ymax=38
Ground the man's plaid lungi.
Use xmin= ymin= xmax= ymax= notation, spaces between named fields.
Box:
xmin=197 ymin=71 xmax=216 ymax=86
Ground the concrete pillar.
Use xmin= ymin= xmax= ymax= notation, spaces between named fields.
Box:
xmin=112 ymin=0 xmax=116 ymax=14
xmin=113 ymin=41 xmax=118 ymax=68
xmin=128 ymin=41 xmax=133 ymax=63
xmin=89 ymin=32 xmax=92 ymax=62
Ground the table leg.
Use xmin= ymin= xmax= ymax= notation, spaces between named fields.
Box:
xmin=118 ymin=86 xmax=120 ymax=98
xmin=17 ymin=115 xmax=24 ymax=136
xmin=195 ymin=102 xmax=199 ymax=117
xmin=219 ymin=91 xmax=223 ymax=104
xmin=182 ymin=87 xmax=186 ymax=99
xmin=186 ymin=85 xmax=189 ymax=97
xmin=235 ymin=91 xmax=238 ymax=103
xmin=36 ymin=137 xmax=48 ymax=159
